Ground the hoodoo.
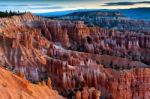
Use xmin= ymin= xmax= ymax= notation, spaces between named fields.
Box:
xmin=0 ymin=12 xmax=150 ymax=99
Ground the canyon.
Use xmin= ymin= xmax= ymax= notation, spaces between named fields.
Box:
xmin=0 ymin=12 xmax=150 ymax=99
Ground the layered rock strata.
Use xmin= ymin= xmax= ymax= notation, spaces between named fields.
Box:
xmin=0 ymin=13 xmax=150 ymax=99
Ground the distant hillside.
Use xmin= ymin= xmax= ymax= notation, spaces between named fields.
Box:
xmin=116 ymin=7 xmax=150 ymax=20
xmin=57 ymin=11 xmax=122 ymax=18
xmin=35 ymin=9 xmax=122 ymax=17
xmin=35 ymin=7 xmax=150 ymax=20
xmin=49 ymin=8 xmax=150 ymax=32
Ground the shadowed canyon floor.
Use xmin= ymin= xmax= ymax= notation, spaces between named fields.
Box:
xmin=0 ymin=13 xmax=150 ymax=99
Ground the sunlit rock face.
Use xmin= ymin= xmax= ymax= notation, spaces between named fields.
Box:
xmin=0 ymin=13 xmax=150 ymax=99
xmin=0 ymin=66 xmax=64 ymax=99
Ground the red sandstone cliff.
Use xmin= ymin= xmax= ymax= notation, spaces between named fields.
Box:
xmin=0 ymin=13 xmax=150 ymax=99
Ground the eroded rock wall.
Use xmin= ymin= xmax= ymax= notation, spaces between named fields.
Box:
xmin=0 ymin=13 xmax=150 ymax=99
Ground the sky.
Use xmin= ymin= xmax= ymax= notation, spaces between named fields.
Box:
xmin=0 ymin=0 xmax=150 ymax=13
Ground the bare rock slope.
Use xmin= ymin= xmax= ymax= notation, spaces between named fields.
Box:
xmin=0 ymin=66 xmax=64 ymax=99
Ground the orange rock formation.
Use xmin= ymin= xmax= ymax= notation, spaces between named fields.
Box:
xmin=0 ymin=13 xmax=150 ymax=99
xmin=0 ymin=66 xmax=64 ymax=99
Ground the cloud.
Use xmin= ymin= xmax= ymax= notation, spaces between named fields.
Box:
xmin=30 ymin=6 xmax=64 ymax=10
xmin=0 ymin=3 xmax=65 ymax=13
xmin=104 ymin=1 xmax=150 ymax=6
